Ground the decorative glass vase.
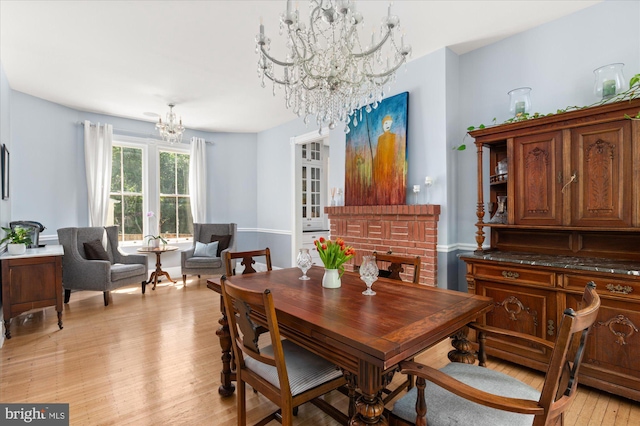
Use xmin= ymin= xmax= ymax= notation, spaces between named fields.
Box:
xmin=593 ymin=63 xmax=626 ymax=100
xmin=489 ymin=195 xmax=508 ymax=224
xmin=322 ymin=268 xmax=341 ymax=288
xmin=508 ymin=87 xmax=532 ymax=117
xmin=360 ymin=255 xmax=379 ymax=296
xmin=296 ymin=248 xmax=312 ymax=280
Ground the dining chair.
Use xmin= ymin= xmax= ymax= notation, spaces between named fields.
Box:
xmin=373 ymin=251 xmax=421 ymax=284
xmin=372 ymin=251 xmax=421 ymax=403
xmin=220 ymin=276 xmax=347 ymax=426
xmin=388 ymin=282 xmax=601 ymax=426
xmin=225 ymin=248 xmax=272 ymax=276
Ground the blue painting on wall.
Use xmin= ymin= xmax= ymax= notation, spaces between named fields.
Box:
xmin=344 ymin=92 xmax=408 ymax=206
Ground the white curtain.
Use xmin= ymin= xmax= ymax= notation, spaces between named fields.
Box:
xmin=189 ymin=137 xmax=207 ymax=223
xmin=84 ymin=120 xmax=113 ymax=227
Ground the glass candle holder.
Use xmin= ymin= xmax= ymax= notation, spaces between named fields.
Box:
xmin=593 ymin=63 xmax=626 ymax=100
xmin=508 ymin=87 xmax=532 ymax=117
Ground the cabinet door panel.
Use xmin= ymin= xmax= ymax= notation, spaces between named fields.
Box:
xmin=513 ymin=131 xmax=563 ymax=225
xmin=566 ymin=293 xmax=640 ymax=390
xmin=9 ymin=262 xmax=57 ymax=304
xmin=570 ymin=121 xmax=632 ymax=227
xmin=476 ymin=280 xmax=557 ymax=363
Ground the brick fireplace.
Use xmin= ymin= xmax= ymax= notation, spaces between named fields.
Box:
xmin=325 ymin=205 xmax=441 ymax=286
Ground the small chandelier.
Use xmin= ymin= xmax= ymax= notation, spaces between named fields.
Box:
xmin=156 ymin=103 xmax=185 ymax=144
xmin=256 ymin=0 xmax=411 ymax=132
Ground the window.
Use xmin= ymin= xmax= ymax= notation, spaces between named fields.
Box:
xmin=109 ymin=140 xmax=193 ymax=243
xmin=110 ymin=146 xmax=144 ymax=241
xmin=159 ymin=150 xmax=193 ymax=239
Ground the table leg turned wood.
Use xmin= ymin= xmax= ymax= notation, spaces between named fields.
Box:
xmin=447 ymin=326 xmax=477 ymax=364
xmin=149 ymin=252 xmax=176 ymax=290
xmin=216 ymin=295 xmax=236 ymax=397
xmin=350 ymin=362 xmax=387 ymax=426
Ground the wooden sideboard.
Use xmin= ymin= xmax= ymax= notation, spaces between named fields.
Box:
xmin=462 ymin=99 xmax=640 ymax=402
xmin=1 ymin=245 xmax=64 ymax=339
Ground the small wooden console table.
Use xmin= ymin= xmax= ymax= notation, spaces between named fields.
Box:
xmin=1 ymin=245 xmax=64 ymax=339
xmin=137 ymin=245 xmax=178 ymax=290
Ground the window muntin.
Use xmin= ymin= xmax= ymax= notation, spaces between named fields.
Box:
xmin=159 ymin=151 xmax=193 ymax=239
xmin=110 ymin=146 xmax=144 ymax=241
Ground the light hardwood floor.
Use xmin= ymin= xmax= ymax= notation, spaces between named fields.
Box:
xmin=1 ymin=274 xmax=638 ymax=425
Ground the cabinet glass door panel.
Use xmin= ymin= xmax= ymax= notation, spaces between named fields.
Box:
xmin=302 ymin=163 xmax=322 ymax=228
xmin=513 ymin=131 xmax=563 ymax=226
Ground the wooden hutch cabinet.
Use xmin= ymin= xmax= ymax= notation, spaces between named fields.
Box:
xmin=460 ymin=99 xmax=640 ymax=402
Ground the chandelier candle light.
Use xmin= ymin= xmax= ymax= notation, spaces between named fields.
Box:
xmin=156 ymin=103 xmax=185 ymax=144
xmin=256 ymin=0 xmax=412 ymax=132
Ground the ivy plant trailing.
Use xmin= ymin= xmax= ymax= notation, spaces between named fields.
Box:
xmin=453 ymin=73 xmax=640 ymax=151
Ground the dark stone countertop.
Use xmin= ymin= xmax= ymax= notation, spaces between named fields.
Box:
xmin=458 ymin=251 xmax=640 ymax=277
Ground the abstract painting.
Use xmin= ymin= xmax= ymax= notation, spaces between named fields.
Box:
xmin=345 ymin=92 xmax=408 ymax=206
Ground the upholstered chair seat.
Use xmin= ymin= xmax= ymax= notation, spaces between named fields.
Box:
xmin=392 ymin=362 xmax=540 ymax=426
xmin=183 ymin=256 xmax=223 ymax=268
xmin=244 ymin=340 xmax=344 ymax=396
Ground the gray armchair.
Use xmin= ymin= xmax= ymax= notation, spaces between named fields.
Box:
xmin=57 ymin=226 xmax=148 ymax=306
xmin=181 ymin=223 xmax=237 ymax=285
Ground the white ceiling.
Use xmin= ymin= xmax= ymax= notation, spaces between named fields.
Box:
xmin=0 ymin=0 xmax=600 ymax=133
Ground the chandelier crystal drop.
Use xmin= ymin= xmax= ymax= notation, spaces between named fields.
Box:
xmin=155 ymin=103 xmax=185 ymax=144
xmin=256 ymin=0 xmax=411 ymax=131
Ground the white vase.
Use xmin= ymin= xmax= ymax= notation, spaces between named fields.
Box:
xmin=150 ymin=239 xmax=160 ymax=249
xmin=322 ymin=268 xmax=341 ymax=288
xmin=7 ymin=243 xmax=26 ymax=255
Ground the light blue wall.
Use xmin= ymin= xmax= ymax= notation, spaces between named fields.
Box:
xmin=255 ymin=115 xmax=309 ymax=268
xmin=0 ymin=64 xmax=11 ymax=230
xmin=0 ymin=63 xmax=10 ymax=341
xmin=12 ymin=92 xmax=81 ymax=231
xmin=9 ymin=93 xmax=258 ymax=240
xmin=454 ymin=0 xmax=640 ymax=290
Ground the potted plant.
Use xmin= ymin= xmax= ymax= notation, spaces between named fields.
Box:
xmin=145 ymin=234 xmax=167 ymax=249
xmin=314 ymin=237 xmax=356 ymax=288
xmin=1 ymin=226 xmax=33 ymax=255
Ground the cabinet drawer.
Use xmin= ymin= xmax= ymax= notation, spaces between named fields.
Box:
xmin=473 ymin=263 xmax=556 ymax=287
xmin=302 ymin=232 xmax=328 ymax=245
xmin=564 ymin=274 xmax=640 ymax=301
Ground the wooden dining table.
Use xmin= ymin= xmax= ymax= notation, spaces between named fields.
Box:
xmin=207 ymin=266 xmax=493 ymax=425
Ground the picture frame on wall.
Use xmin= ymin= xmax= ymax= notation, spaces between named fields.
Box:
xmin=2 ymin=144 xmax=9 ymax=200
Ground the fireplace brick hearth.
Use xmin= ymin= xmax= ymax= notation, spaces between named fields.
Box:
xmin=325 ymin=205 xmax=441 ymax=286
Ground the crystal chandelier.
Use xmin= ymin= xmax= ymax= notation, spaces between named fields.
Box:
xmin=256 ymin=0 xmax=411 ymax=132
xmin=155 ymin=103 xmax=185 ymax=143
